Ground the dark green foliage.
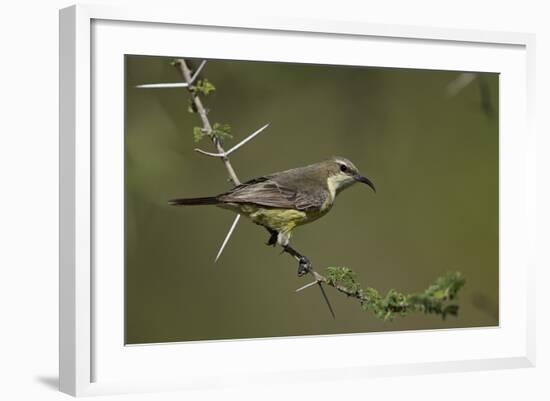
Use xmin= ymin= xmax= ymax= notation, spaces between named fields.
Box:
xmin=326 ymin=267 xmax=465 ymax=321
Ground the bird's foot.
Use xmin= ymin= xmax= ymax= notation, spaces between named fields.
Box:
xmin=297 ymin=256 xmax=311 ymax=277
xmin=266 ymin=231 xmax=278 ymax=247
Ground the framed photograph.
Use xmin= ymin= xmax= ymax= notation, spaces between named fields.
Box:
xmin=59 ymin=4 xmax=536 ymax=396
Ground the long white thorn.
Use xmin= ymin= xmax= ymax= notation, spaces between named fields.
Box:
xmin=136 ymin=61 xmax=207 ymax=89
xmin=190 ymin=60 xmax=207 ymax=84
xmin=195 ymin=123 xmax=271 ymax=158
xmin=135 ymin=82 xmax=189 ymax=89
xmin=295 ymin=280 xmax=319 ymax=293
xmin=215 ymin=214 xmax=241 ymax=262
xmin=447 ymin=72 xmax=476 ymax=97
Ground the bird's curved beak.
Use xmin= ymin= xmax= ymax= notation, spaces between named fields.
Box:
xmin=354 ymin=175 xmax=376 ymax=192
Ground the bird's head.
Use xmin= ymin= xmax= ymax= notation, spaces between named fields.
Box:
xmin=323 ymin=156 xmax=376 ymax=196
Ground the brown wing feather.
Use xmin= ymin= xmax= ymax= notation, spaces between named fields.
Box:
xmin=218 ymin=175 xmax=328 ymax=211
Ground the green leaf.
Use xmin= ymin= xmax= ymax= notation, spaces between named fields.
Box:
xmin=193 ymin=126 xmax=205 ymax=143
xmin=194 ymin=79 xmax=216 ymax=96
xmin=211 ymin=122 xmax=233 ymax=142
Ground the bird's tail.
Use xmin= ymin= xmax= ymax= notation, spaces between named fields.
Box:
xmin=168 ymin=196 xmax=220 ymax=206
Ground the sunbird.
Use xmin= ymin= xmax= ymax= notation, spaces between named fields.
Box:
xmin=169 ymin=156 xmax=375 ymax=276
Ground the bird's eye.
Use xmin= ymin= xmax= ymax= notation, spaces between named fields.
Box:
xmin=340 ymin=164 xmax=348 ymax=172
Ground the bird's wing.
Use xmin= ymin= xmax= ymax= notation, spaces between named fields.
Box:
xmin=219 ymin=176 xmax=328 ymax=211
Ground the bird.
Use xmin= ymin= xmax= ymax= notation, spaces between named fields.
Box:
xmin=169 ymin=156 xmax=375 ymax=276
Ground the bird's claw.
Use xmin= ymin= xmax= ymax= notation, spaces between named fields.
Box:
xmin=298 ymin=256 xmax=311 ymax=277
xmin=266 ymin=231 xmax=278 ymax=247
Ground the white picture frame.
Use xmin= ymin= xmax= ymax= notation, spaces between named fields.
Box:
xmin=59 ymin=4 xmax=536 ymax=397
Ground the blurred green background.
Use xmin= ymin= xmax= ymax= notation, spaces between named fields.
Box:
xmin=124 ymin=55 xmax=499 ymax=344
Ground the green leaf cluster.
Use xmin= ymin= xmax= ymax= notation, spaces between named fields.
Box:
xmin=193 ymin=126 xmax=205 ymax=143
xmin=193 ymin=79 xmax=216 ymax=96
xmin=359 ymin=287 xmax=409 ymax=321
xmin=407 ymin=271 xmax=465 ymax=319
xmin=192 ymin=122 xmax=233 ymax=143
xmin=324 ymin=267 xmax=465 ymax=321
xmin=182 ymin=70 xmax=233 ymax=145
xmin=326 ymin=267 xmax=361 ymax=295
xmin=187 ymin=80 xmax=215 ymax=114
xmin=211 ymin=122 xmax=233 ymax=142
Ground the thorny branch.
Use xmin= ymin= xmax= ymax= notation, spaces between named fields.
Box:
xmin=146 ymin=58 xmax=466 ymax=320
xmin=174 ymin=59 xmax=241 ymax=186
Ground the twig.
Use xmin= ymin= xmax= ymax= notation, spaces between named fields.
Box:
xmin=307 ymin=267 xmax=464 ymax=320
xmin=173 ymin=59 xmax=241 ymax=261
xmin=309 ymin=269 xmax=361 ymax=300
xmin=173 ymin=59 xmax=273 ymax=262
xmin=313 ymin=269 xmax=365 ymax=300
xmin=174 ymin=59 xmax=241 ymax=186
